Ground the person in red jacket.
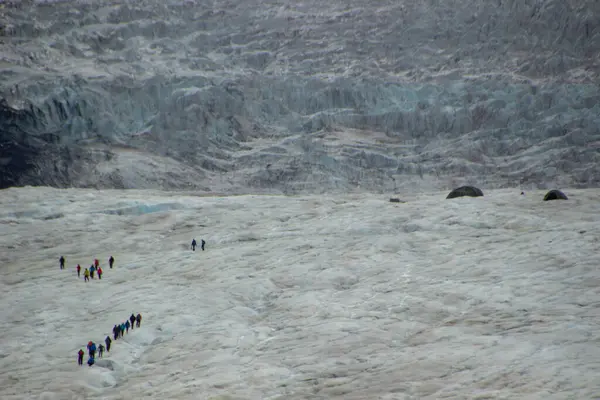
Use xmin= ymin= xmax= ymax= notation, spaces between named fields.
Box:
xmin=94 ymin=259 xmax=99 ymax=268
xmin=76 ymin=264 xmax=81 ymax=277
xmin=97 ymin=267 xmax=103 ymax=280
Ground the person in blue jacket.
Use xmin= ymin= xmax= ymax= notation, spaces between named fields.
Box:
xmin=191 ymin=239 xmax=197 ymax=251
xmin=88 ymin=342 xmax=97 ymax=358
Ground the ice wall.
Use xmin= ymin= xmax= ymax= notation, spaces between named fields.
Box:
xmin=1 ymin=0 xmax=599 ymax=192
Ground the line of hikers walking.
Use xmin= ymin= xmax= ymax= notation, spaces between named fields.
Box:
xmin=73 ymin=236 xmax=207 ymax=368
xmin=78 ymin=312 xmax=143 ymax=367
xmin=61 ymin=256 xmax=115 ymax=281
xmin=113 ymin=313 xmax=142 ymax=340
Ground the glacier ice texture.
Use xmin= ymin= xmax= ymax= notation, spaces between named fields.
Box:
xmin=1 ymin=187 xmax=600 ymax=399
xmin=0 ymin=0 xmax=599 ymax=192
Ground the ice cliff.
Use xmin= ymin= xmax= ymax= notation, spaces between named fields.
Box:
xmin=1 ymin=0 xmax=599 ymax=193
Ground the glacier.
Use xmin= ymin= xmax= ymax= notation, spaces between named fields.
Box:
xmin=1 ymin=0 xmax=599 ymax=192
xmin=1 ymin=187 xmax=599 ymax=399
xmin=1 ymin=1 xmax=600 ymax=399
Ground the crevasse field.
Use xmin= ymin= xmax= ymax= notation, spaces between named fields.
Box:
xmin=0 ymin=187 xmax=599 ymax=400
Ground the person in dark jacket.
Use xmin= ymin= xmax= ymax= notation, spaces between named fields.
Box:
xmin=76 ymin=264 xmax=81 ymax=277
xmin=136 ymin=313 xmax=142 ymax=328
xmin=109 ymin=256 xmax=114 ymax=268
xmin=105 ymin=336 xmax=112 ymax=352
xmin=130 ymin=314 xmax=136 ymax=330
xmin=191 ymin=239 xmax=197 ymax=251
xmin=125 ymin=320 xmax=130 ymax=333
xmin=120 ymin=323 xmax=125 ymax=337
xmin=113 ymin=325 xmax=119 ymax=340
xmin=59 ymin=256 xmax=65 ymax=270
xmin=201 ymin=239 xmax=206 ymax=251
xmin=78 ymin=349 xmax=84 ymax=365
xmin=98 ymin=343 xmax=104 ymax=358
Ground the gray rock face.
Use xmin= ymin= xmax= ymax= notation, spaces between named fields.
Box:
xmin=1 ymin=0 xmax=599 ymax=193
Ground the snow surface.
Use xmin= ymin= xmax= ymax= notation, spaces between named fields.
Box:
xmin=1 ymin=187 xmax=599 ymax=399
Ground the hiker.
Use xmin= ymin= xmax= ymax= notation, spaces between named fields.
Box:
xmin=129 ymin=314 xmax=136 ymax=330
xmin=125 ymin=320 xmax=130 ymax=333
xmin=191 ymin=239 xmax=197 ymax=251
xmin=109 ymin=256 xmax=114 ymax=268
xmin=113 ymin=325 xmax=119 ymax=340
xmin=97 ymin=267 xmax=103 ymax=280
xmin=120 ymin=323 xmax=125 ymax=337
xmin=105 ymin=336 xmax=112 ymax=352
xmin=136 ymin=313 xmax=142 ymax=328
xmin=84 ymin=268 xmax=90 ymax=282
xmin=201 ymin=239 xmax=206 ymax=251
xmin=59 ymin=256 xmax=65 ymax=270
xmin=94 ymin=259 xmax=99 ymax=268
xmin=98 ymin=343 xmax=104 ymax=358
xmin=88 ymin=341 xmax=96 ymax=358
xmin=76 ymin=264 xmax=81 ymax=277
xmin=87 ymin=356 xmax=94 ymax=367
xmin=77 ymin=349 xmax=84 ymax=365
xmin=89 ymin=265 xmax=95 ymax=279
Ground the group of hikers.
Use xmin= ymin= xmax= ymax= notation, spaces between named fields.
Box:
xmin=191 ymin=238 xmax=205 ymax=251
xmin=78 ymin=313 xmax=143 ymax=367
xmin=70 ymin=237 xmax=206 ymax=368
xmin=60 ymin=255 xmax=115 ymax=281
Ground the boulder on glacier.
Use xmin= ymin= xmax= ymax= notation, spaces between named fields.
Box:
xmin=446 ymin=186 xmax=484 ymax=199
xmin=543 ymin=189 xmax=568 ymax=201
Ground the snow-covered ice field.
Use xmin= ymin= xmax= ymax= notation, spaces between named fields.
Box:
xmin=0 ymin=187 xmax=599 ymax=400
